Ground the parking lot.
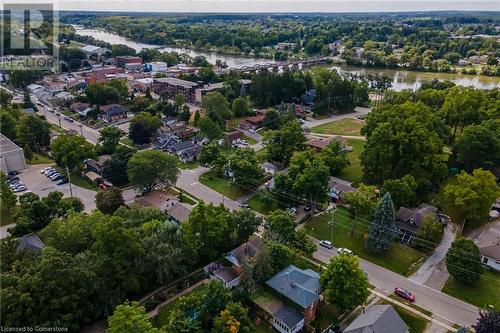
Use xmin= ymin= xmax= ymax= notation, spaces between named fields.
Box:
xmin=17 ymin=164 xmax=97 ymax=212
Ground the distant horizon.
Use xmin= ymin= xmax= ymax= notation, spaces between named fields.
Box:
xmin=48 ymin=1 xmax=500 ymax=14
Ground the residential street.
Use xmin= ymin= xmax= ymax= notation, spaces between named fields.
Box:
xmin=312 ymin=239 xmax=480 ymax=328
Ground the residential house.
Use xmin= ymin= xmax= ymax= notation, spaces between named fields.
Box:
xmin=191 ymin=135 xmax=210 ymax=146
xmin=205 ymin=236 xmax=263 ymax=289
xmin=16 ymin=233 xmax=45 ymax=253
xmin=343 ymin=304 xmax=409 ymax=333
xmin=395 ymin=204 xmax=446 ymax=243
xmin=99 ymin=104 xmax=127 ymax=123
xmin=70 ymin=102 xmax=92 ymax=117
xmin=239 ymin=115 xmax=265 ymax=130
xmin=306 ymin=136 xmax=346 ymax=151
xmin=328 ymin=176 xmax=357 ymax=203
xmin=156 ymin=121 xmax=187 ymax=137
xmin=169 ymin=141 xmax=203 ymax=163
xmin=261 ymin=162 xmax=282 ymax=175
xmin=134 ymin=190 xmax=192 ymax=223
xmin=154 ymin=133 xmax=181 ymax=151
xmin=475 ymin=222 xmax=500 ymax=271
xmin=84 ymin=155 xmax=111 ymax=176
xmin=261 ymin=265 xmax=321 ymax=333
xmin=225 ymin=131 xmax=242 ymax=147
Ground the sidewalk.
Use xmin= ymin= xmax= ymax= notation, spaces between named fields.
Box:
xmin=370 ymin=289 xmax=456 ymax=332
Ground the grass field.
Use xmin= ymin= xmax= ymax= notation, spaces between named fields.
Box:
xmin=304 ymin=208 xmax=425 ymax=276
xmin=178 ymin=161 xmax=200 ymax=170
xmin=199 ymin=170 xmax=246 ymax=200
xmin=246 ymin=191 xmax=280 ymax=215
xmin=153 ymin=284 xmax=207 ymax=327
xmin=311 ymin=118 xmax=364 ymax=136
xmin=338 ymin=139 xmax=365 ymax=185
xmin=28 ymin=153 xmax=54 ymax=165
xmin=379 ymin=301 xmax=428 ymax=333
xmin=442 ymin=270 xmax=500 ymax=310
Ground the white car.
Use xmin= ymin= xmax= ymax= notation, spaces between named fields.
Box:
xmin=337 ymin=248 xmax=353 ymax=255
xmin=288 ymin=207 xmax=297 ymax=215
xmin=319 ymin=240 xmax=333 ymax=249
xmin=40 ymin=167 xmax=52 ymax=174
xmin=248 ymin=129 xmax=255 ymax=134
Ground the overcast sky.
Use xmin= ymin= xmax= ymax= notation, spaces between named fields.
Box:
xmin=54 ymin=0 xmax=500 ymax=13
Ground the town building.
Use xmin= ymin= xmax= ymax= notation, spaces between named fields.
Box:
xmin=153 ymin=77 xmax=202 ymax=102
xmin=115 ymin=56 xmax=143 ymax=68
xmin=0 ymin=134 xmax=27 ymax=173
xmin=144 ymin=61 xmax=169 ymax=73
xmin=70 ymin=102 xmax=93 ymax=117
xmin=239 ymin=115 xmax=265 ymax=130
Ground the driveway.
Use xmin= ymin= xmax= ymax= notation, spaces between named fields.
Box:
xmin=17 ymin=164 xmax=97 ymax=212
xmin=176 ymin=166 xmax=240 ymax=212
xmin=312 ymin=239 xmax=480 ymax=328
xmin=409 ymin=223 xmax=459 ymax=287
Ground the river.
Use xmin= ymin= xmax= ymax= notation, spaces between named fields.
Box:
xmin=75 ymin=26 xmax=499 ymax=91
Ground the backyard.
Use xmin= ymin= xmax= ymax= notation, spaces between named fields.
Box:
xmin=338 ymin=139 xmax=364 ymax=185
xmin=152 ymin=284 xmax=207 ymax=327
xmin=311 ymin=118 xmax=364 ymax=136
xmin=442 ymin=270 xmax=500 ymax=310
xmin=199 ymin=170 xmax=247 ymax=200
xmin=304 ymin=208 xmax=425 ymax=276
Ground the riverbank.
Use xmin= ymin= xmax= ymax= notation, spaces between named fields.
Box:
xmin=74 ymin=26 xmax=500 ymax=91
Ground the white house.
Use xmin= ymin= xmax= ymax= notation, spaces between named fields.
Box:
xmin=476 ymin=223 xmax=500 ymax=271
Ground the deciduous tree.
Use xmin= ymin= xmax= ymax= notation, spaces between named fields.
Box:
xmin=445 ymin=238 xmax=483 ymax=284
xmin=95 ymin=188 xmax=125 ymax=215
xmin=127 ymin=150 xmax=180 ymax=193
xmin=320 ymin=254 xmax=370 ymax=311
xmin=50 ymin=134 xmax=96 ymax=170
xmin=107 ymin=301 xmax=160 ymax=333
xmin=380 ymin=175 xmax=418 ymax=209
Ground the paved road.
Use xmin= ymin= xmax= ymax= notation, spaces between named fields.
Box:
xmin=176 ymin=166 xmax=241 ymax=212
xmin=312 ymin=239 xmax=480 ymax=328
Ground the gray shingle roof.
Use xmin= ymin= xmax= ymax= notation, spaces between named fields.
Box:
xmin=344 ymin=305 xmax=409 ymax=333
xmin=266 ymin=264 xmax=320 ymax=309
xmin=274 ymin=306 xmax=304 ymax=328
xmin=16 ymin=233 xmax=44 ymax=253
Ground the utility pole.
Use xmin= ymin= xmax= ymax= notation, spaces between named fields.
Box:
xmin=78 ymin=123 xmax=83 ymax=136
xmin=328 ymin=206 xmax=338 ymax=243
xmin=65 ymin=165 xmax=73 ymax=198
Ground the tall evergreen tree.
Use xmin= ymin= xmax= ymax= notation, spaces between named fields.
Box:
xmin=365 ymin=192 xmax=395 ymax=254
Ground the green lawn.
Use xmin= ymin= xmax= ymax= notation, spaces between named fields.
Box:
xmin=304 ymin=208 xmax=425 ymax=276
xmin=442 ymin=270 xmax=500 ymax=310
xmin=55 ymin=168 xmax=97 ymax=191
xmin=153 ymin=284 xmax=207 ymax=327
xmin=254 ymin=322 xmax=275 ymax=333
xmin=28 ymin=153 xmax=54 ymax=165
xmin=178 ymin=161 xmax=200 ymax=170
xmin=247 ymin=191 xmax=280 ymax=215
xmin=311 ymin=118 xmax=364 ymax=136
xmin=199 ymin=170 xmax=247 ymax=200
xmin=379 ymin=301 xmax=428 ymax=333
xmin=1 ymin=208 xmax=15 ymax=226
xmin=243 ymin=134 xmax=258 ymax=145
xmin=338 ymin=139 xmax=365 ymax=185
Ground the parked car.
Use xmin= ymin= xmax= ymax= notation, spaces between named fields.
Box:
xmin=15 ymin=186 xmax=27 ymax=192
xmin=64 ymin=115 xmax=74 ymax=122
xmin=288 ymin=207 xmax=297 ymax=215
xmin=304 ymin=205 xmax=312 ymax=212
xmin=239 ymin=203 xmax=249 ymax=208
xmin=319 ymin=240 xmax=333 ymax=249
xmin=394 ymin=287 xmax=415 ymax=302
xmin=8 ymin=170 xmax=18 ymax=176
xmin=40 ymin=167 xmax=50 ymax=174
xmin=50 ymin=173 xmax=62 ymax=181
xmin=337 ymin=248 xmax=353 ymax=255
xmin=6 ymin=176 xmax=20 ymax=183
xmin=248 ymin=128 xmax=255 ymax=134
xmin=45 ymin=169 xmax=57 ymax=176
xmin=57 ymin=178 xmax=68 ymax=185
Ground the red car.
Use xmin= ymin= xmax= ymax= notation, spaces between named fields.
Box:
xmin=394 ymin=287 xmax=415 ymax=302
